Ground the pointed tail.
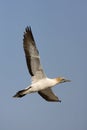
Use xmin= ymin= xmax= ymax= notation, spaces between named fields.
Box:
xmin=13 ymin=87 xmax=31 ymax=98
xmin=13 ymin=89 xmax=27 ymax=98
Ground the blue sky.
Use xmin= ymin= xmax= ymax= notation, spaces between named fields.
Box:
xmin=0 ymin=0 xmax=87 ymax=130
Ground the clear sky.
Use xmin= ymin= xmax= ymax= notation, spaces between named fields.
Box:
xmin=0 ymin=0 xmax=87 ymax=130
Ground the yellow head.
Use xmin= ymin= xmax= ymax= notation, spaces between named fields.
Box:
xmin=56 ymin=77 xmax=71 ymax=84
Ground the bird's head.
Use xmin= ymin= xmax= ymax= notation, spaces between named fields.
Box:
xmin=56 ymin=77 xmax=71 ymax=84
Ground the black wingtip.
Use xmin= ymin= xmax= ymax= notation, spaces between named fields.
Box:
xmin=23 ymin=26 xmax=33 ymax=37
xmin=25 ymin=26 xmax=31 ymax=32
xmin=58 ymin=99 xmax=61 ymax=103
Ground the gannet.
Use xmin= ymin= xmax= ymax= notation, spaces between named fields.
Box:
xmin=13 ymin=26 xmax=70 ymax=102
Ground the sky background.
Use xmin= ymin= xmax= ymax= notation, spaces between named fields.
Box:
xmin=0 ymin=0 xmax=87 ymax=130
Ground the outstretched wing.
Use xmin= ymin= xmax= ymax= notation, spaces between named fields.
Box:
xmin=38 ymin=88 xmax=61 ymax=102
xmin=23 ymin=26 xmax=46 ymax=80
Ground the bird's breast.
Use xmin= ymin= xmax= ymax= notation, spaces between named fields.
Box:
xmin=31 ymin=78 xmax=57 ymax=92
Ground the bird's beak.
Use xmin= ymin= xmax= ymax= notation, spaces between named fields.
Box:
xmin=64 ymin=79 xmax=71 ymax=82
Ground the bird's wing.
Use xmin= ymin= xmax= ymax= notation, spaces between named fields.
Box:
xmin=23 ymin=26 xmax=46 ymax=81
xmin=38 ymin=88 xmax=61 ymax=102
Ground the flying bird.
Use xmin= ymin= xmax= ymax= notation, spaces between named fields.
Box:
xmin=13 ymin=26 xmax=70 ymax=102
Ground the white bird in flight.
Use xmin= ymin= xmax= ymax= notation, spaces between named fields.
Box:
xmin=13 ymin=26 xmax=70 ymax=102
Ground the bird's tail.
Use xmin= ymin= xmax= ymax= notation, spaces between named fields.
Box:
xmin=13 ymin=87 xmax=31 ymax=98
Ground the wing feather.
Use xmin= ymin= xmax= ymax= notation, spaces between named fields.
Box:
xmin=38 ymin=88 xmax=61 ymax=102
xmin=23 ymin=26 xmax=46 ymax=79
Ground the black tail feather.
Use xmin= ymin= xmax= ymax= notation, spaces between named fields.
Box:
xmin=13 ymin=89 xmax=26 ymax=98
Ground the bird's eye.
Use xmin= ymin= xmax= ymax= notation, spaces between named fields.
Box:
xmin=62 ymin=79 xmax=65 ymax=82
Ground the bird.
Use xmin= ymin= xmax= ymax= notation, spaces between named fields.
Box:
xmin=13 ymin=26 xmax=71 ymax=102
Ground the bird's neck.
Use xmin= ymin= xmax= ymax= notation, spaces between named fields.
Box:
xmin=53 ymin=77 xmax=61 ymax=84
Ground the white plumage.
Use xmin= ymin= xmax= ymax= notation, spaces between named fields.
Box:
xmin=13 ymin=26 xmax=70 ymax=102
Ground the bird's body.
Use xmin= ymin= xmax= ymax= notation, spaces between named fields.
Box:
xmin=13 ymin=26 xmax=70 ymax=102
xmin=20 ymin=78 xmax=60 ymax=93
xmin=30 ymin=78 xmax=57 ymax=91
